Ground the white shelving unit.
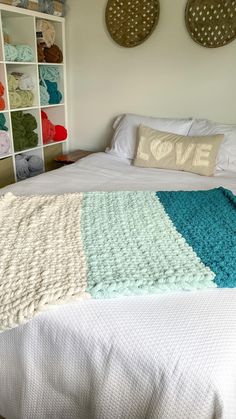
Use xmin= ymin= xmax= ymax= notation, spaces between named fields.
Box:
xmin=0 ymin=3 xmax=68 ymax=188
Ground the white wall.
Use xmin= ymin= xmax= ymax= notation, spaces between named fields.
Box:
xmin=66 ymin=0 xmax=236 ymax=151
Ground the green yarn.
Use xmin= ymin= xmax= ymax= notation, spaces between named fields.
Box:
xmin=4 ymin=44 xmax=18 ymax=61
xmin=15 ymin=45 xmax=34 ymax=62
xmin=8 ymin=74 xmax=19 ymax=91
xmin=24 ymin=131 xmax=38 ymax=148
xmin=11 ymin=111 xmax=38 ymax=152
xmin=0 ymin=114 xmax=8 ymax=131
xmin=10 ymin=91 xmax=34 ymax=109
xmin=18 ymin=90 xmax=34 ymax=108
xmin=9 ymin=92 xmax=22 ymax=109
xmin=23 ymin=113 xmax=37 ymax=131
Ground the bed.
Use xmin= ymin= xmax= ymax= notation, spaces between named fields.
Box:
xmin=0 ymin=151 xmax=236 ymax=419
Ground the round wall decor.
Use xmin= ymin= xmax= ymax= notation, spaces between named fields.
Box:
xmin=105 ymin=0 xmax=160 ymax=48
xmin=185 ymin=0 xmax=236 ymax=48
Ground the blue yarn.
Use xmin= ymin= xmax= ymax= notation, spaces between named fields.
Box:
xmin=4 ymin=44 xmax=18 ymax=61
xmin=157 ymin=188 xmax=236 ymax=288
xmin=15 ymin=45 xmax=34 ymax=62
xmin=40 ymin=66 xmax=60 ymax=82
xmin=38 ymin=0 xmax=54 ymax=15
xmin=40 ymin=84 xmax=50 ymax=106
xmin=45 ymin=80 xmax=62 ymax=104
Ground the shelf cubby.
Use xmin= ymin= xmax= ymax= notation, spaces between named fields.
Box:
xmin=1 ymin=10 xmax=36 ymax=62
xmin=0 ymin=4 xmax=68 ymax=187
xmin=39 ymin=64 xmax=64 ymax=106
xmin=0 ymin=112 xmax=12 ymax=158
xmin=7 ymin=63 xmax=39 ymax=109
xmin=0 ymin=63 xmax=8 ymax=110
xmin=15 ymin=147 xmax=44 ymax=182
xmin=36 ymin=18 xmax=63 ymax=64
xmin=11 ymin=108 xmax=41 ymax=153
xmin=43 ymin=142 xmax=63 ymax=172
xmin=0 ymin=156 xmax=15 ymax=187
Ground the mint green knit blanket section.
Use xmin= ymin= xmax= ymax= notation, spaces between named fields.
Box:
xmin=81 ymin=191 xmax=215 ymax=298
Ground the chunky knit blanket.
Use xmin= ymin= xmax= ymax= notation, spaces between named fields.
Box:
xmin=0 ymin=188 xmax=235 ymax=331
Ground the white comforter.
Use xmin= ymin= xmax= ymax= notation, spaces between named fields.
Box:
xmin=0 ymin=153 xmax=236 ymax=419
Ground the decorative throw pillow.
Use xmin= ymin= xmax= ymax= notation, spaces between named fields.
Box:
xmin=134 ymin=125 xmax=224 ymax=176
xmin=106 ymin=113 xmax=193 ymax=159
xmin=189 ymin=119 xmax=236 ymax=172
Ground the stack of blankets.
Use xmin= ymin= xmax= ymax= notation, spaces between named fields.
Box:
xmin=0 ymin=0 xmax=65 ymax=17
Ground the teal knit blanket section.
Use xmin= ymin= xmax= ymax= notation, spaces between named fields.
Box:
xmin=81 ymin=191 xmax=216 ymax=298
xmin=157 ymin=187 xmax=236 ymax=289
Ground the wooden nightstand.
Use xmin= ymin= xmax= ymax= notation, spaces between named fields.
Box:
xmin=54 ymin=150 xmax=94 ymax=165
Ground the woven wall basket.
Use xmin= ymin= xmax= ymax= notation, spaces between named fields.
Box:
xmin=105 ymin=0 xmax=160 ymax=48
xmin=185 ymin=0 xmax=236 ymax=48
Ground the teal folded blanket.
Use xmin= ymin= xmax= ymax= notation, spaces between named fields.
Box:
xmin=81 ymin=188 xmax=236 ymax=298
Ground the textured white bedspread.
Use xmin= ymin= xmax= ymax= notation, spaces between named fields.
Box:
xmin=0 ymin=153 xmax=236 ymax=419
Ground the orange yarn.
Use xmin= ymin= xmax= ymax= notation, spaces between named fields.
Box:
xmin=0 ymin=97 xmax=5 ymax=111
xmin=0 ymin=82 xmax=4 ymax=97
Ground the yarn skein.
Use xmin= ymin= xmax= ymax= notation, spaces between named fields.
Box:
xmin=36 ymin=19 xmax=55 ymax=48
xmin=15 ymin=154 xmax=30 ymax=180
xmin=37 ymin=43 xmax=45 ymax=62
xmin=0 ymin=114 xmax=8 ymax=131
xmin=45 ymin=80 xmax=62 ymax=104
xmin=0 ymin=131 xmax=10 ymax=156
xmin=18 ymin=91 xmax=34 ymax=108
xmin=9 ymin=92 xmax=22 ymax=109
xmin=7 ymin=74 xmax=19 ymax=91
xmin=0 ymin=81 xmax=4 ymax=96
xmin=0 ymin=81 xmax=5 ymax=110
xmin=4 ymin=44 xmax=18 ymax=61
xmin=16 ymin=154 xmax=44 ymax=180
xmin=41 ymin=110 xmax=67 ymax=143
xmin=42 ymin=117 xmax=56 ymax=144
xmin=28 ymin=155 xmax=44 ymax=177
xmin=54 ymin=125 xmax=67 ymax=141
xmin=15 ymin=45 xmax=34 ymax=62
xmin=12 ymin=111 xmax=38 ymax=151
xmin=44 ymin=44 xmax=63 ymax=63
xmin=40 ymin=85 xmax=50 ymax=106
xmin=39 ymin=65 xmax=60 ymax=82
xmin=0 ymin=98 xmax=5 ymax=111
xmin=18 ymin=74 xmax=35 ymax=91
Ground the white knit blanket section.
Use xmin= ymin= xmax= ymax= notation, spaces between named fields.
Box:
xmin=0 ymin=193 xmax=88 ymax=331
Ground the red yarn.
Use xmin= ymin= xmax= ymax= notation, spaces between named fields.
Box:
xmin=41 ymin=110 xmax=67 ymax=143
xmin=41 ymin=110 xmax=48 ymax=120
xmin=42 ymin=118 xmax=56 ymax=144
xmin=54 ymin=125 xmax=67 ymax=141
xmin=0 ymin=82 xmax=4 ymax=97
xmin=0 ymin=97 xmax=5 ymax=111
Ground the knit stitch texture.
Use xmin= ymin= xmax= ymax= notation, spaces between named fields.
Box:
xmin=158 ymin=187 xmax=236 ymax=288
xmin=0 ymin=188 xmax=235 ymax=331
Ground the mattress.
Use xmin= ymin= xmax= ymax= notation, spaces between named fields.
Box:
xmin=0 ymin=153 xmax=236 ymax=419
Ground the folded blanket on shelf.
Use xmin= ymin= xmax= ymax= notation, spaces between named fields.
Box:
xmin=0 ymin=0 xmax=65 ymax=16
xmin=0 ymin=187 xmax=235 ymax=331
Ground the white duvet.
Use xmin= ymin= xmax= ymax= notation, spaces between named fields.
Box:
xmin=0 ymin=153 xmax=236 ymax=419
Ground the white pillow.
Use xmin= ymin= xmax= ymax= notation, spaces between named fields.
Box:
xmin=189 ymin=119 xmax=236 ymax=172
xmin=106 ymin=113 xmax=193 ymax=160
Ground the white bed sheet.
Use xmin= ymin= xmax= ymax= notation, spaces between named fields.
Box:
xmin=0 ymin=153 xmax=236 ymax=419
